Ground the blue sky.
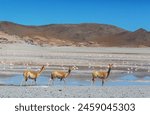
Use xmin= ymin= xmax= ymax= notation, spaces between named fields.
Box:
xmin=0 ymin=0 xmax=149 ymax=31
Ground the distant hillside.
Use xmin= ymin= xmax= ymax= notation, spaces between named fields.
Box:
xmin=0 ymin=21 xmax=150 ymax=47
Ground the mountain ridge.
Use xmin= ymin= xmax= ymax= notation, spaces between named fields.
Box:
xmin=0 ymin=21 xmax=149 ymax=47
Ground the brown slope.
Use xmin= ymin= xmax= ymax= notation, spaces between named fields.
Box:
xmin=94 ymin=28 xmax=150 ymax=47
xmin=0 ymin=21 xmax=44 ymax=37
xmin=0 ymin=21 xmax=126 ymax=42
xmin=0 ymin=21 xmax=150 ymax=47
xmin=40 ymin=23 xmax=126 ymax=41
xmin=128 ymin=28 xmax=150 ymax=47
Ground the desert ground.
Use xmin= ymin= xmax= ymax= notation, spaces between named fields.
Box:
xmin=0 ymin=86 xmax=150 ymax=98
xmin=0 ymin=43 xmax=150 ymax=98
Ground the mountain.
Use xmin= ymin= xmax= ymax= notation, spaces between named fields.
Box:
xmin=106 ymin=28 xmax=150 ymax=47
xmin=0 ymin=21 xmax=150 ymax=47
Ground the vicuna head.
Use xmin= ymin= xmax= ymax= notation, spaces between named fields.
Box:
xmin=68 ymin=66 xmax=78 ymax=73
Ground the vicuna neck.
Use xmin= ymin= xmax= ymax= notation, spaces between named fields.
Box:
xmin=68 ymin=69 xmax=71 ymax=74
xmin=39 ymin=67 xmax=44 ymax=74
xmin=107 ymin=67 xmax=111 ymax=78
xmin=66 ymin=69 xmax=71 ymax=77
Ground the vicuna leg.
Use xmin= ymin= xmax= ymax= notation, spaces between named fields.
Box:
xmin=48 ymin=78 xmax=54 ymax=86
xmin=92 ymin=77 xmax=95 ymax=85
xmin=63 ymin=79 xmax=66 ymax=85
xmin=20 ymin=79 xmax=26 ymax=86
xmin=20 ymin=77 xmax=28 ymax=86
xmin=51 ymin=77 xmax=55 ymax=86
xmin=34 ymin=78 xmax=37 ymax=85
xmin=48 ymin=78 xmax=52 ymax=86
xmin=60 ymin=78 xmax=66 ymax=85
xmin=50 ymin=75 xmax=55 ymax=86
xmin=102 ymin=79 xmax=104 ymax=86
xmin=52 ymin=79 xmax=55 ymax=86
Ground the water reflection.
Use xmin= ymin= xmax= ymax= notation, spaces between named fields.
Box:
xmin=0 ymin=74 xmax=150 ymax=86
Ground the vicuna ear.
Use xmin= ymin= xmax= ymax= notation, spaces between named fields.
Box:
xmin=71 ymin=65 xmax=77 ymax=70
xmin=108 ymin=64 xmax=113 ymax=68
xmin=76 ymin=66 xmax=79 ymax=70
xmin=46 ymin=63 xmax=50 ymax=67
xmin=74 ymin=66 xmax=78 ymax=70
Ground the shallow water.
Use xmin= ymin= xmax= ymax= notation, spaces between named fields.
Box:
xmin=0 ymin=73 xmax=150 ymax=86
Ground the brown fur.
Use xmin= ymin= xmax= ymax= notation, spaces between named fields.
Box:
xmin=23 ymin=65 xmax=45 ymax=83
xmin=92 ymin=64 xmax=113 ymax=86
xmin=50 ymin=66 xmax=78 ymax=83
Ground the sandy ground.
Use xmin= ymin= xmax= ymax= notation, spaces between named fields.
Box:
xmin=0 ymin=86 xmax=150 ymax=98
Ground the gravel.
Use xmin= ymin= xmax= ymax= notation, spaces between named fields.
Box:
xmin=0 ymin=86 xmax=150 ymax=98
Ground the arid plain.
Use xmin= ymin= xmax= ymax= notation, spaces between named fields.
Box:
xmin=0 ymin=43 xmax=150 ymax=97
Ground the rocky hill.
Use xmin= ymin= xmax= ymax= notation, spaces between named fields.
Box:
xmin=0 ymin=21 xmax=149 ymax=47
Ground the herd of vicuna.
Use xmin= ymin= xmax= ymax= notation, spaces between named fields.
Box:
xmin=22 ymin=64 xmax=113 ymax=86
